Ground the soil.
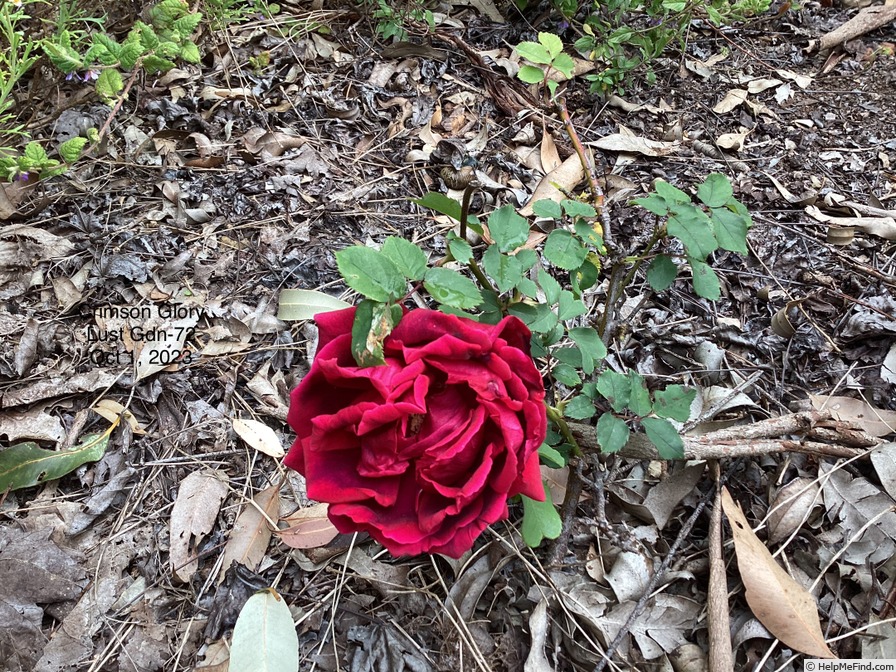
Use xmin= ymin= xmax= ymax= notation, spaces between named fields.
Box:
xmin=1 ymin=2 xmax=895 ymax=670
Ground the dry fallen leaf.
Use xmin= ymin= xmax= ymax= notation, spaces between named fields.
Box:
xmin=231 ymin=418 xmax=285 ymax=458
xmin=805 ymin=205 xmax=896 ymax=240
xmin=169 ymin=470 xmax=229 ymax=582
xmin=589 ymin=133 xmax=679 ymax=157
xmin=721 ymin=487 xmax=836 ymax=659
xmin=809 ymin=394 xmax=896 ymax=437
xmin=519 ymin=154 xmax=584 ymax=217
xmin=767 ymin=477 xmax=820 ymax=545
xmin=712 ymin=89 xmax=749 ymax=114
xmin=219 ymin=484 xmax=280 ymax=583
xmin=276 ymin=503 xmax=339 ymax=549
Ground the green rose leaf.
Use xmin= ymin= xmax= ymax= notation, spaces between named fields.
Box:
xmin=521 ymin=481 xmax=562 ymax=548
xmin=641 ymin=417 xmax=685 ymax=459
xmin=652 ymin=385 xmax=696 ymax=422
xmin=538 ymin=443 xmax=566 ymax=469
xmin=337 ymin=246 xmax=406 ymax=302
xmin=382 ymin=237 xmax=427 ymax=281
xmin=538 ymin=266 xmax=562 ymax=305
xmin=517 ymin=41 xmax=552 ymax=65
xmin=518 ymin=65 xmax=546 ymax=84
xmin=561 ymin=199 xmax=597 ymax=218
xmin=596 ymin=369 xmax=631 ymax=413
xmin=564 ymin=395 xmax=596 ymax=420
xmin=447 ymin=233 xmax=473 ymax=264
xmin=690 ymin=259 xmax=721 ymax=300
xmin=627 ymin=371 xmax=653 ymax=417
xmin=532 ymin=199 xmax=562 ymax=219
xmin=488 ymin=204 xmax=530 ymax=253
xmin=538 ymin=32 xmax=564 ymax=59
xmin=552 ymin=52 xmax=575 ymax=78
xmin=544 ymin=230 xmax=588 ymax=270
xmin=557 ymin=290 xmax=586 ymax=321
xmin=482 ymin=246 xmax=524 ymax=293
xmin=552 ymin=363 xmax=581 ymax=386
xmin=696 ymin=173 xmax=734 ymax=209
xmin=667 ymin=203 xmax=717 ymax=261
xmin=568 ymin=327 xmax=606 ymax=375
xmin=632 ymin=193 xmax=669 ymax=216
xmin=711 ymin=206 xmax=751 ymax=254
xmin=509 ymin=303 xmax=559 ymax=334
xmin=423 ymin=267 xmax=483 ymax=309
xmin=654 ymin=179 xmax=691 ymax=204
xmin=647 ymin=254 xmax=678 ymax=292
xmin=596 ymin=413 xmax=630 ymax=454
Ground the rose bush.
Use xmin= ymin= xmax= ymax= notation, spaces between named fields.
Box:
xmin=285 ymin=307 xmax=547 ymax=558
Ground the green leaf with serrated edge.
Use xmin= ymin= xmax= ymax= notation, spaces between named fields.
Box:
xmin=568 ymin=327 xmax=606 ymax=375
xmin=43 ymin=41 xmax=84 ymax=73
xmin=413 ymin=192 xmax=481 ymax=231
xmin=381 ymin=237 xmax=427 ymax=281
xmin=94 ymin=33 xmax=122 ymax=58
xmin=337 ymin=246 xmax=406 ymax=302
xmin=173 ymin=12 xmax=203 ymax=36
xmin=627 ymin=371 xmax=652 ymax=417
xmin=95 ymin=69 xmax=123 ymax=101
xmin=482 ymin=246 xmax=523 ymax=293
xmin=137 ymin=22 xmax=160 ymax=50
xmin=544 ymin=230 xmax=588 ymax=270
xmin=690 ymin=259 xmax=721 ymax=300
xmin=572 ymin=220 xmax=603 ymax=249
xmin=553 ymin=346 xmax=582 ymax=367
xmin=230 ymin=588 xmax=299 ymax=672
xmin=0 ymin=433 xmax=109 ymax=492
xmin=178 ymin=41 xmax=201 ymax=63
xmin=710 ymin=206 xmax=750 ymax=254
xmin=59 ymin=137 xmax=88 ymax=164
xmin=654 ymin=179 xmax=691 ymax=204
xmin=647 ymin=254 xmax=678 ymax=292
xmin=517 ymin=41 xmax=552 ymax=65
xmin=539 ymin=32 xmax=564 ymax=59
xmin=653 ymin=385 xmax=696 ymax=422
xmin=142 ymin=54 xmax=176 ymax=73
xmin=596 ymin=369 xmax=631 ymax=413
xmin=424 ymin=267 xmax=482 ymax=309
xmin=564 ymin=395 xmax=596 ymax=420
xmin=532 ymin=199 xmax=562 ymax=219
xmin=557 ymin=291 xmax=586 ymax=321
xmin=552 ymin=363 xmax=580 ymax=386
xmin=667 ymin=203 xmax=717 ymax=261
xmin=351 ymin=299 xmax=399 ymax=367
xmin=516 ymin=248 xmax=538 ymax=271
xmin=632 ymin=193 xmax=669 ymax=216
xmin=552 ymin=52 xmax=575 ymax=78
xmin=447 ymin=234 xmax=472 ymax=264
xmin=23 ymin=142 xmax=48 ymax=164
xmin=596 ymin=413 xmax=630 ymax=454
xmin=538 ymin=443 xmax=566 ymax=469
xmin=538 ymin=266 xmax=561 ymax=305
xmin=488 ymin=204 xmax=530 ymax=252
xmin=574 ymin=258 xmax=599 ymax=294
xmin=119 ymin=42 xmax=144 ymax=69
xmin=561 ymin=199 xmax=597 ymax=218
xmin=696 ymin=173 xmax=733 ymax=208
xmin=517 ymin=278 xmax=539 ymax=298
xmin=518 ymin=65 xmax=545 ymax=84
xmin=277 ymin=289 xmax=350 ymax=321
xmin=509 ymin=303 xmax=559 ymax=334
xmin=521 ymin=481 xmax=562 ymax=547
xmin=641 ymin=417 xmax=685 ymax=459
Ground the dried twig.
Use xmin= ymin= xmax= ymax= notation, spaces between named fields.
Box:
xmin=707 ymin=461 xmax=733 ymax=671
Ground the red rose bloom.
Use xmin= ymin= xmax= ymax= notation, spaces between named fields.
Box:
xmin=285 ymin=307 xmax=547 ymax=558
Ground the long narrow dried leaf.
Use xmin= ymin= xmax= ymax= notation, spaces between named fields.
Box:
xmin=276 ymin=503 xmax=339 ymax=549
xmin=219 ymin=484 xmax=280 ymax=582
xmin=232 ymin=418 xmax=285 ymax=458
xmin=169 ymin=470 xmax=229 ymax=582
xmin=230 ymin=588 xmax=298 ymax=672
xmin=809 ymin=394 xmax=896 ymax=437
xmin=519 ymin=153 xmax=584 ymax=217
xmin=721 ymin=487 xmax=836 ymax=659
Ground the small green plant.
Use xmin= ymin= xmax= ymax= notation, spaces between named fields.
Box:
xmin=0 ymin=0 xmax=40 ymax=140
xmin=516 ymin=32 xmax=576 ymax=99
xmin=42 ymin=0 xmax=203 ymax=103
xmin=0 ymin=136 xmax=92 ymax=182
xmin=201 ymin=0 xmax=280 ymax=29
xmin=367 ymin=0 xmax=434 ymax=42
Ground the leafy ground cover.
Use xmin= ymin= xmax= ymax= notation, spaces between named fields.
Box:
xmin=1 ymin=0 xmax=896 ymax=670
